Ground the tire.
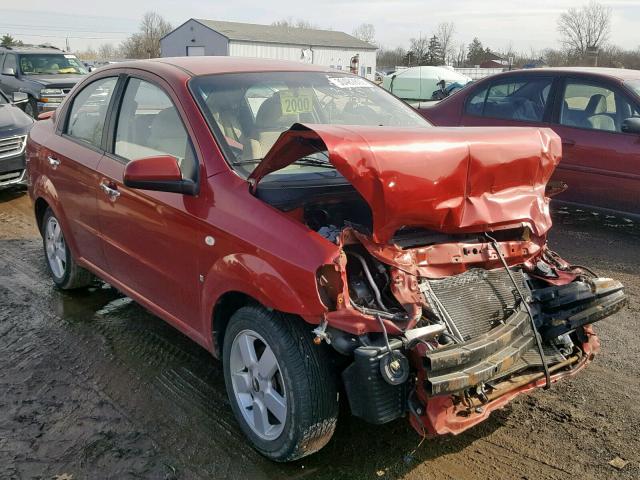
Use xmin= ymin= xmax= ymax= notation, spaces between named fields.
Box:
xmin=223 ymin=306 xmax=338 ymax=461
xmin=42 ymin=207 xmax=94 ymax=289
xmin=23 ymin=97 xmax=38 ymax=118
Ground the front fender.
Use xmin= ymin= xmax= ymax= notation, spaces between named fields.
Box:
xmin=200 ymin=252 xmax=326 ymax=347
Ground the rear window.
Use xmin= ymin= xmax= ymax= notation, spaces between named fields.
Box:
xmin=625 ymin=79 xmax=640 ymax=97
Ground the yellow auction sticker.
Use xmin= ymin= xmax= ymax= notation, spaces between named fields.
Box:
xmin=280 ymin=90 xmax=314 ymax=115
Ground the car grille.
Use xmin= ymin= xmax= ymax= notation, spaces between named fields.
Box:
xmin=0 ymin=135 xmax=27 ymax=160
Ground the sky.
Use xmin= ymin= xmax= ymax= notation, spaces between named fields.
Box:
xmin=2 ymin=0 xmax=640 ymax=55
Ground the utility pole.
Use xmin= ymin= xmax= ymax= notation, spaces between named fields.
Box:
xmin=65 ymin=37 xmax=70 ymax=52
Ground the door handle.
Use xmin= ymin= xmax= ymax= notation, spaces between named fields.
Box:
xmin=561 ymin=138 xmax=576 ymax=147
xmin=100 ymin=181 xmax=121 ymax=199
xmin=47 ymin=156 xmax=60 ymax=168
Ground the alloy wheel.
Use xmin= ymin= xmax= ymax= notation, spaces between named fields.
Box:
xmin=229 ymin=329 xmax=287 ymax=440
xmin=45 ymin=216 xmax=67 ymax=278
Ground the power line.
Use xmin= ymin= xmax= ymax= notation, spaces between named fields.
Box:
xmin=0 ymin=23 xmax=134 ymax=34
xmin=5 ymin=32 xmax=129 ymax=40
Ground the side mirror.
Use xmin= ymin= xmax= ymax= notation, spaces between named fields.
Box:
xmin=12 ymin=92 xmax=28 ymax=104
xmin=621 ymin=117 xmax=640 ymax=134
xmin=2 ymin=67 xmax=16 ymax=76
xmin=123 ymin=155 xmax=198 ymax=195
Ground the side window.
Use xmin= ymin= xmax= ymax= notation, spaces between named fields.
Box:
xmin=466 ymin=77 xmax=552 ymax=122
xmin=466 ymin=87 xmax=488 ymax=115
xmin=560 ymin=81 xmax=620 ymax=132
xmin=114 ymin=78 xmax=196 ymax=180
xmin=65 ymin=77 xmax=118 ymax=148
xmin=3 ymin=54 xmax=17 ymax=73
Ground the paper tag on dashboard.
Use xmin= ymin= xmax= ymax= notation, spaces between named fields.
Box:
xmin=327 ymin=76 xmax=373 ymax=88
xmin=279 ymin=90 xmax=314 ymax=115
xmin=64 ymin=54 xmax=77 ymax=59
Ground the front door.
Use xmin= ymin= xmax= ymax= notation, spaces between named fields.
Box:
xmin=551 ymin=78 xmax=640 ymax=214
xmin=96 ymin=75 xmax=205 ymax=337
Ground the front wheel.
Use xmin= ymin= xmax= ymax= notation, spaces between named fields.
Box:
xmin=42 ymin=207 xmax=94 ymax=289
xmin=223 ymin=306 xmax=338 ymax=461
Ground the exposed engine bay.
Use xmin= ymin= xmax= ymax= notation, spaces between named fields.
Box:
xmin=251 ymin=123 xmax=628 ymax=436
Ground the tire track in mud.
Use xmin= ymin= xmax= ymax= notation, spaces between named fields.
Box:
xmin=0 ymin=237 xmax=287 ymax=479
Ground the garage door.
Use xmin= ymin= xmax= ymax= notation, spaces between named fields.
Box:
xmin=187 ymin=46 xmax=205 ymax=56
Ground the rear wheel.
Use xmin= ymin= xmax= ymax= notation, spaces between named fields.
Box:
xmin=223 ymin=306 xmax=338 ymax=461
xmin=42 ymin=208 xmax=94 ymax=289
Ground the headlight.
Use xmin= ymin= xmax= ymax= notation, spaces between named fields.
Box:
xmin=40 ymin=88 xmax=64 ymax=96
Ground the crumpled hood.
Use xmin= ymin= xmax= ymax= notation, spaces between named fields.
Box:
xmin=249 ymin=124 xmax=561 ymax=244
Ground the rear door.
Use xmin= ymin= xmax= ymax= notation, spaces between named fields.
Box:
xmin=549 ymin=77 xmax=640 ymax=214
xmin=460 ymin=75 xmax=556 ymax=128
xmin=45 ymin=75 xmax=119 ymax=271
xmin=96 ymin=73 xmax=206 ymax=336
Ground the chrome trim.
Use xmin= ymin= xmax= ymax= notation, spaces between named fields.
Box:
xmin=0 ymin=168 xmax=26 ymax=186
xmin=0 ymin=135 xmax=27 ymax=160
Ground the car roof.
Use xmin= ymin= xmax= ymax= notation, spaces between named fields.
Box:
xmin=98 ymin=56 xmax=335 ymax=77
xmin=0 ymin=46 xmax=65 ymax=54
xmin=494 ymin=67 xmax=640 ymax=83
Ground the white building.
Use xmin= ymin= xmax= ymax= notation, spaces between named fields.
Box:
xmin=160 ymin=19 xmax=377 ymax=80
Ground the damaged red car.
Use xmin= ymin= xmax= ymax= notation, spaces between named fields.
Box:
xmin=27 ymin=58 xmax=627 ymax=462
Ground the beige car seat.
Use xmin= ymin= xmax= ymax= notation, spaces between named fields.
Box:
xmin=585 ymin=94 xmax=616 ymax=132
xmin=245 ymin=93 xmax=300 ymax=159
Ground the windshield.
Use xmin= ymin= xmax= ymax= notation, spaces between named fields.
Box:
xmin=19 ymin=54 xmax=87 ymax=75
xmin=190 ymin=72 xmax=430 ymax=178
xmin=625 ymin=79 xmax=640 ymax=97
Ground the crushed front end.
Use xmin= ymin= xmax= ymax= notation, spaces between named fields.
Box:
xmin=251 ymin=123 xmax=628 ymax=437
xmin=322 ymin=228 xmax=626 ymax=435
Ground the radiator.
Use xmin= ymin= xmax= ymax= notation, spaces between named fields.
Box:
xmin=427 ymin=268 xmax=529 ymax=341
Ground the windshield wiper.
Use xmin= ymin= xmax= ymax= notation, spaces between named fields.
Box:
xmin=231 ymin=157 xmax=334 ymax=169
xmin=293 ymin=158 xmax=334 ymax=169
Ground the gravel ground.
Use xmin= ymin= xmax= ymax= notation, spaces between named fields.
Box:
xmin=0 ymin=186 xmax=638 ymax=480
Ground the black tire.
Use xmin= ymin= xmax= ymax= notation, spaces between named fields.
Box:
xmin=41 ymin=207 xmax=94 ymax=289
xmin=223 ymin=306 xmax=338 ymax=461
xmin=23 ymin=97 xmax=38 ymax=118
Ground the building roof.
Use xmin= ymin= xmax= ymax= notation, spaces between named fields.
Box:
xmin=186 ymin=19 xmax=377 ymax=50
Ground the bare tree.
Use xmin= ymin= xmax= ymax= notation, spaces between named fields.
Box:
xmin=407 ymin=36 xmax=430 ymax=65
xmin=97 ymin=43 xmax=119 ymax=61
xmin=272 ymin=18 xmax=317 ymax=29
xmin=352 ymin=23 xmax=376 ymax=44
xmin=121 ymin=11 xmax=172 ymax=59
xmin=454 ymin=43 xmax=466 ymax=67
xmin=557 ymin=1 xmax=611 ymax=55
xmin=377 ymin=46 xmax=407 ymax=68
xmin=435 ymin=22 xmax=455 ymax=64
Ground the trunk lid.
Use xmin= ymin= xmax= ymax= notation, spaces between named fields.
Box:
xmin=248 ymin=124 xmax=561 ymax=243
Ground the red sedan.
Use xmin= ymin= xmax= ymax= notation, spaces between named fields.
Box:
xmin=26 ymin=58 xmax=626 ymax=461
xmin=420 ymin=67 xmax=640 ymax=217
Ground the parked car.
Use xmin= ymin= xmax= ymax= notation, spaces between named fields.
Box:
xmin=419 ymin=67 xmax=640 ymax=217
xmin=0 ymin=46 xmax=88 ymax=117
xmin=27 ymin=58 xmax=626 ymax=461
xmin=0 ymin=89 xmax=33 ymax=187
